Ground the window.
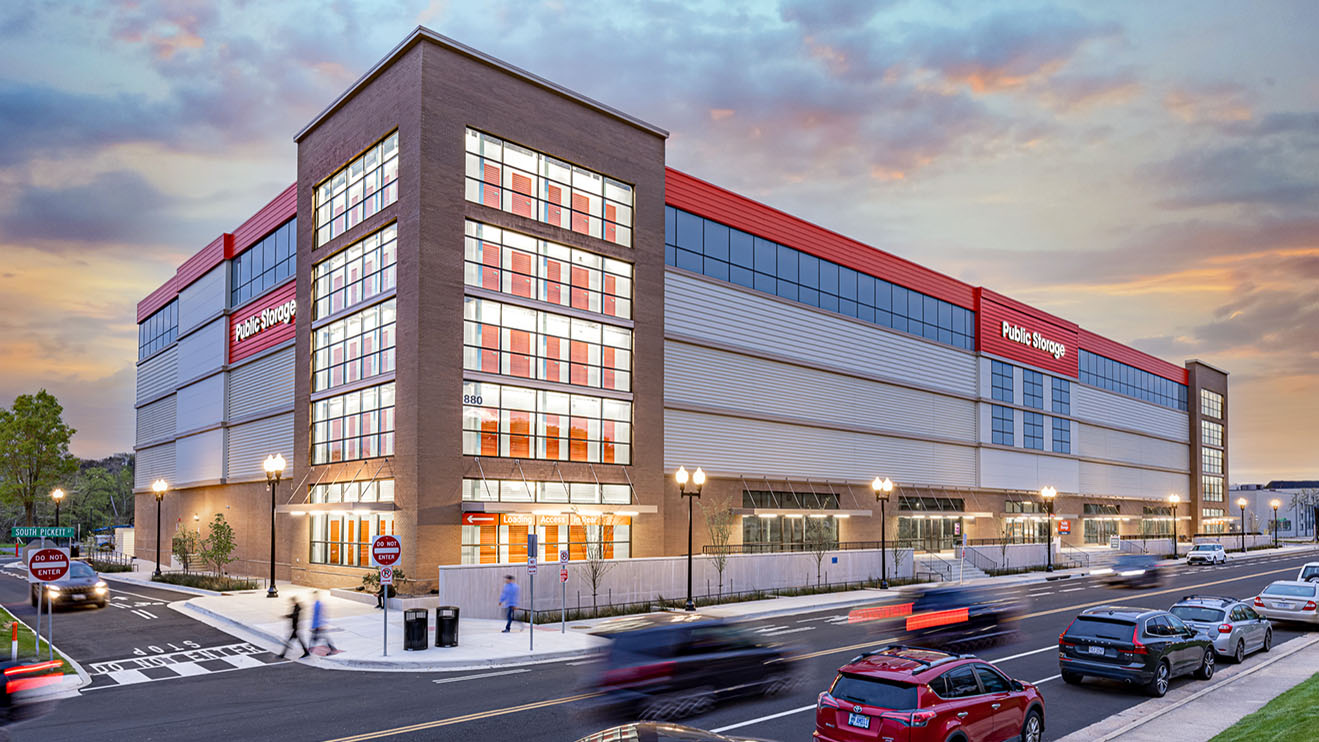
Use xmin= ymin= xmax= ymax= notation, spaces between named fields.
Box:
xmin=466 ymin=129 xmax=632 ymax=247
xmin=1084 ymin=503 xmax=1120 ymax=515
xmin=1202 ymin=420 xmax=1224 ymax=448
xmin=310 ymin=382 xmax=395 ymax=464
xmin=898 ymin=496 xmax=964 ymax=511
xmin=1079 ymin=349 xmax=1187 ymax=411
xmin=314 ymin=131 xmax=398 ymax=247
xmin=741 ymin=515 xmax=839 ymax=553
xmin=1023 ymin=370 xmax=1043 ymax=409
xmin=312 ymin=224 xmax=397 ymax=320
xmin=1141 ymin=506 xmax=1173 ymax=536
xmin=310 ymin=480 xmax=395 ymax=503
xmin=1200 ymin=389 xmax=1223 ymax=418
xmin=1052 ymin=377 xmax=1070 ymax=414
xmin=1203 ymin=507 xmax=1225 ymax=517
xmin=1203 ymin=475 xmax=1224 ymax=502
xmin=461 ymin=478 xmax=631 ymax=504
xmin=463 ymin=297 xmax=631 ymax=392
xmin=743 ymin=490 xmax=840 ymax=510
xmin=460 ymin=512 xmax=631 ymax=564
xmin=831 ymin=674 xmax=918 ymax=709
xmin=664 ymin=206 xmax=975 ymax=351
xmin=1023 ymin=412 xmax=1044 ymax=450
xmin=1051 ymin=418 xmax=1071 ymax=454
xmin=991 ymin=405 xmax=1014 ymax=446
xmin=974 ymin=666 xmax=1012 ymax=693
xmin=1006 ymin=501 xmax=1046 ymax=514
xmin=310 ymin=512 xmax=394 ymax=566
xmin=231 ymin=219 xmax=296 ymax=307
xmin=138 ymin=300 xmax=178 ymax=360
xmin=462 ymin=381 xmax=630 ymax=464
xmin=313 ymin=299 xmax=395 ymax=392
xmin=1202 ymin=447 xmax=1223 ymax=475
xmin=940 ymin=666 xmax=982 ymax=698
xmin=465 ymin=221 xmax=632 ymax=320
xmin=1084 ymin=518 xmax=1118 ymax=544
xmin=991 ymin=361 xmax=1014 ymax=402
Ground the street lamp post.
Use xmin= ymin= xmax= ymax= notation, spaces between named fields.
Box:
xmin=1040 ymin=486 xmax=1057 ymax=572
xmin=1237 ymin=497 xmax=1248 ymax=553
xmin=151 ymin=479 xmax=168 ymax=578
xmin=50 ymin=488 xmax=65 ymax=527
xmin=1169 ymin=494 xmax=1181 ymax=558
xmin=263 ymin=454 xmax=286 ymax=599
xmin=1270 ymin=499 xmax=1281 ymax=548
xmin=675 ymin=466 xmax=705 ymax=611
xmin=871 ymin=477 xmax=894 ymax=589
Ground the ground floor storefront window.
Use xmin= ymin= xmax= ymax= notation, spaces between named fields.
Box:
xmin=1141 ymin=506 xmax=1173 ymax=536
xmin=1004 ymin=518 xmax=1049 ymax=544
xmin=460 ymin=512 xmax=631 ymax=565
xmin=897 ymin=516 xmax=964 ymax=551
xmin=308 ymin=478 xmax=396 ymax=566
xmin=740 ymin=515 xmax=839 ymax=552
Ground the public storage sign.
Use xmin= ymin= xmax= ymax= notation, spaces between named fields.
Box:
xmin=975 ymin=288 xmax=1079 ymax=378
xmin=228 ymin=280 xmax=297 ymax=364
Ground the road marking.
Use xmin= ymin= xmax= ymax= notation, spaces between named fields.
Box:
xmin=762 ymin=626 xmax=816 ymax=637
xmin=431 ymin=669 xmax=530 ymax=684
xmin=323 ymin=692 xmax=602 ymax=741
xmin=87 ymin=643 xmax=267 ymax=674
xmin=1061 ymin=587 xmax=1086 ymax=593
xmin=753 ymin=625 xmax=787 ymax=633
xmin=796 ymin=616 xmax=829 ymax=623
xmin=788 ymin=637 xmax=900 ymax=662
xmin=1028 ymin=590 xmax=1054 ymax=596
xmin=131 ymin=609 xmax=157 ymax=620
xmin=565 ymin=659 xmax=599 ymax=666
xmin=1032 ymin=673 xmax=1061 ymax=684
xmin=105 ymin=669 xmax=151 ymax=685
xmin=83 ymin=659 xmax=290 ymax=692
xmin=991 ymin=645 xmax=1056 ymax=663
xmin=110 ymin=586 xmax=181 ymax=602
xmin=711 ymin=703 xmax=817 ymax=733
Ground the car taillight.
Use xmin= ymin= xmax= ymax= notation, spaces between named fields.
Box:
xmin=1218 ymin=624 xmax=1233 ymax=634
xmin=818 ymin=692 xmax=840 ymax=711
xmin=1059 ymin=632 xmax=1074 ymax=647
xmin=1304 ymin=601 xmax=1317 ymax=611
xmin=1130 ymin=624 xmax=1148 ymax=654
xmin=1254 ymin=597 xmax=1265 ymax=607
xmin=879 ymin=710 xmax=938 ymax=727
xmin=909 ymin=710 xmax=938 ymax=727
xmin=601 ymin=661 xmax=674 ymax=686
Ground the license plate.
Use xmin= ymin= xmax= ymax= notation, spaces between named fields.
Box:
xmin=1272 ymin=602 xmax=1294 ymax=610
xmin=1087 ymin=645 xmax=1106 ymax=656
xmin=848 ymin=713 xmax=870 ymax=729
xmin=73 ymin=593 xmax=85 ymax=600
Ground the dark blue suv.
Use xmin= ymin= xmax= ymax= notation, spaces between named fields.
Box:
xmin=1058 ymin=606 xmax=1215 ymax=697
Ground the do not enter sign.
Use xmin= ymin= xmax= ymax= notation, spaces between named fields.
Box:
xmin=28 ymin=548 xmax=70 ymax=583
xmin=371 ymin=535 xmax=401 ymax=567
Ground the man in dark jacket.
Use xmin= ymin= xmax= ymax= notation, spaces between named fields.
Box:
xmin=282 ymin=598 xmax=310 ymax=658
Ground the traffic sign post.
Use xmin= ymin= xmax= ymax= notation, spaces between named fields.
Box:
xmin=527 ymin=533 xmax=538 ymax=652
xmin=28 ymin=548 xmax=68 ymax=662
xmin=371 ymin=535 xmax=403 ymax=657
xmin=558 ymin=547 xmax=569 ymax=632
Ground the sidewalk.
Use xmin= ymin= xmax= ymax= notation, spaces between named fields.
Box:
xmin=1056 ymin=633 xmax=1319 ymax=741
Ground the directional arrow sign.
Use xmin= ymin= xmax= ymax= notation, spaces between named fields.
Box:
xmin=28 ymin=548 xmax=70 ymax=583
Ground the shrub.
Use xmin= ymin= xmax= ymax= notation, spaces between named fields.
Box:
xmin=152 ymin=573 xmax=259 ymax=592
xmin=86 ymin=559 xmax=134 ymax=573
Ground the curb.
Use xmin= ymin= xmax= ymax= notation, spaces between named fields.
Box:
xmin=101 ymin=573 xmax=226 ymax=597
xmin=3 ymin=609 xmax=93 ymax=697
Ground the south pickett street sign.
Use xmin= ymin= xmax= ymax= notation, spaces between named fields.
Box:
xmin=12 ymin=527 xmax=75 ymax=539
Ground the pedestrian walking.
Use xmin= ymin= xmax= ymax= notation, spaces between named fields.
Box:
xmin=308 ymin=591 xmax=342 ymax=655
xmin=499 ymin=574 xmax=520 ymax=633
xmin=282 ymin=597 xmax=310 ymax=659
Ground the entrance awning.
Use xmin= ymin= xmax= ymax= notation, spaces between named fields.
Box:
xmin=461 ymin=502 xmax=657 ymax=516
xmin=276 ymin=502 xmax=397 ymax=515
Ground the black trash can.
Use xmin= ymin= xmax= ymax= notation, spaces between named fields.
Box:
xmin=435 ymin=606 xmax=460 ymax=647
xmin=403 ymin=608 xmax=428 ymax=651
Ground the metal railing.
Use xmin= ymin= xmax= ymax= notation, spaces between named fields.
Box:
xmin=916 ymin=551 xmax=956 ymax=582
xmin=703 ymin=538 xmax=928 ymax=556
xmin=1057 ymin=544 xmax=1088 ymax=569
xmin=957 ymin=547 xmax=1000 ymax=574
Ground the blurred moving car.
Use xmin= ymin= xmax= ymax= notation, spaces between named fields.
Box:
xmin=589 ymin=613 xmax=791 ymax=721
xmin=1102 ymin=555 xmax=1163 ymax=588
xmin=1186 ymin=543 xmax=1227 ymax=565
xmin=815 ymin=645 xmax=1045 ymax=742
xmin=0 ymin=659 xmax=62 ymax=729
xmin=574 ymin=722 xmax=776 ymax=742
xmin=887 ymin=586 xmax=1022 ymax=653
xmin=1296 ymin=562 xmax=1319 ymax=582
xmin=1058 ymin=606 xmax=1215 ymax=697
xmin=28 ymin=561 xmax=109 ymax=609
xmin=1169 ymin=595 xmax=1272 ymax=662
xmin=1252 ymin=581 xmax=1319 ymax=625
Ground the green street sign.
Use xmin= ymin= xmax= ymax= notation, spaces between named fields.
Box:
xmin=11 ymin=527 xmax=75 ymax=539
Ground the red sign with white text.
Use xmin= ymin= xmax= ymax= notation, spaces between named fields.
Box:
xmin=461 ymin=513 xmax=499 ymax=526
xmin=28 ymin=548 xmax=69 ymax=582
xmin=371 ymin=535 xmax=401 ymax=567
xmin=976 ymin=288 xmax=1079 ymax=378
xmin=228 ymin=280 xmax=297 ymax=364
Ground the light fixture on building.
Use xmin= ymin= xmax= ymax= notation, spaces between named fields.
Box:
xmin=263 ymin=454 xmax=287 ymax=599
xmin=151 ymin=479 xmax=168 ymax=577
xmin=674 ymin=466 xmax=705 ymax=611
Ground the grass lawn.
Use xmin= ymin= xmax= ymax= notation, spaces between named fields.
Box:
xmin=0 ymin=605 xmax=76 ymax=675
xmin=1211 ymin=671 xmax=1319 ymax=742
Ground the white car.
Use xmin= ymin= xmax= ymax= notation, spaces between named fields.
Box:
xmin=1253 ymin=581 xmax=1319 ymax=624
xmin=1186 ymin=543 xmax=1228 ymax=565
xmin=1297 ymin=562 xmax=1319 ymax=583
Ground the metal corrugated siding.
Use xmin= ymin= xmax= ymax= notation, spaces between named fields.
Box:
xmin=174 ymin=429 xmax=225 ymax=485
xmin=1079 ymin=328 xmax=1187 ymax=385
xmin=134 ymin=442 xmax=175 ymax=490
xmin=226 ymin=413 xmax=294 ymax=482
xmin=228 ymin=347 xmax=296 ymax=420
xmin=178 ymin=264 xmax=227 ymax=336
xmin=664 ymin=409 xmax=976 ymax=487
xmin=230 ymin=183 xmax=297 ymax=256
xmin=176 ymin=375 xmax=225 ymax=431
xmin=665 ymin=272 xmax=977 ymax=395
xmin=176 ymin=318 xmax=226 ymax=383
xmin=1079 ymin=461 xmax=1190 ymax=500
xmin=978 ymin=448 xmax=1080 ymax=493
xmin=135 ymin=395 xmax=176 ymax=447
xmin=1074 ymin=385 xmax=1188 ymax=442
xmin=665 ymin=341 xmax=977 ymax=442
xmin=1077 ymin=423 xmax=1188 ymax=471
xmin=135 ymin=347 xmax=178 ymax=406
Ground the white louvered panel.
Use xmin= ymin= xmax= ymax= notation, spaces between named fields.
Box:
xmin=1074 ymin=385 xmax=1188 ymax=442
xmin=178 ymin=264 xmax=226 ymax=334
xmin=135 ymin=395 xmax=176 ymax=447
xmin=174 ymin=429 xmax=224 ymax=485
xmin=665 ymin=272 xmax=977 ymax=396
xmin=1079 ymin=461 xmax=1190 ymax=500
xmin=176 ymin=374 xmax=225 ymax=431
xmin=1077 ymin=424 xmax=1188 ymax=470
xmin=978 ymin=448 xmax=1080 ymax=493
xmin=228 ymin=347 xmax=296 ymax=419
xmin=176 ymin=317 xmax=226 ymax=382
xmin=665 ymin=342 xmax=977 ymax=442
xmin=135 ymin=346 xmax=178 ymax=405
xmin=663 ymin=409 xmax=976 ymax=487
xmin=134 ymin=442 xmax=175 ymax=490
xmin=226 ymin=413 xmax=294 ymax=482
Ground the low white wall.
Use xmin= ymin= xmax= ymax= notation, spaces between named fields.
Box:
xmin=436 ymin=548 xmax=916 ymax=619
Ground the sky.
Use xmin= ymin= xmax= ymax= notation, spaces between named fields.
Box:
xmin=0 ymin=0 xmax=1315 ymax=483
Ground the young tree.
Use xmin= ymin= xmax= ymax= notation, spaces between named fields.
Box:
xmin=571 ymin=508 xmax=616 ymax=612
xmin=804 ymin=516 xmax=835 ymax=586
xmin=172 ymin=524 xmax=202 ymax=573
xmin=201 ymin=513 xmax=238 ymax=576
xmin=698 ymin=492 xmax=737 ymax=596
xmin=0 ymin=391 xmax=79 ymax=526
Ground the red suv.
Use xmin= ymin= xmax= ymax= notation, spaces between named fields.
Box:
xmin=815 ymin=645 xmax=1045 ymax=742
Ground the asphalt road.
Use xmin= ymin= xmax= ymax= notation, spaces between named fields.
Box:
xmin=4 ymin=548 xmax=1317 ymax=742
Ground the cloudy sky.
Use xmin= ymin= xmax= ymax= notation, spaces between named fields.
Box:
xmin=0 ymin=0 xmax=1315 ymax=482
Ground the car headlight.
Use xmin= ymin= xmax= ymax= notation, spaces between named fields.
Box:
xmin=1119 ymin=569 xmax=1146 ymax=576
xmin=95 ymin=581 xmax=107 ymax=589
xmin=45 ymin=585 xmax=61 ymax=594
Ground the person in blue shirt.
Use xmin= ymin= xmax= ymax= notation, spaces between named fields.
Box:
xmin=499 ymin=575 xmax=520 ymax=633
xmin=309 ymin=591 xmax=341 ymax=655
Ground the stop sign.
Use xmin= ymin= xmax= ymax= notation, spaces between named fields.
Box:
xmin=28 ymin=548 xmax=69 ymax=582
xmin=371 ymin=535 xmax=401 ymax=567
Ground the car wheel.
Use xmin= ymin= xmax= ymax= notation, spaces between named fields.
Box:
xmin=1263 ymin=629 xmax=1273 ymax=652
xmin=1195 ymin=648 xmax=1215 ymax=680
xmin=1146 ymin=661 xmax=1171 ymax=697
xmin=1061 ymin=671 xmax=1083 ymax=685
xmin=1233 ymin=640 xmax=1245 ymax=663
xmin=1020 ymin=709 xmax=1044 ymax=742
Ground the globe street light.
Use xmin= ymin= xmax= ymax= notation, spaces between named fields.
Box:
xmin=50 ymin=488 xmax=65 ymax=528
xmin=263 ymin=454 xmax=287 ymax=598
xmin=1040 ymin=486 xmax=1057 ymax=572
xmin=1237 ymin=497 xmax=1248 ymax=553
xmin=675 ymin=466 xmax=705 ymax=611
xmin=1169 ymin=494 xmax=1181 ymax=558
xmin=871 ymin=477 xmax=895 ymax=589
xmin=1270 ymin=499 xmax=1281 ymax=548
xmin=151 ymin=479 xmax=168 ymax=578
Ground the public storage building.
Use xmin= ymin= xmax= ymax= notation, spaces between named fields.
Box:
xmin=133 ymin=28 xmax=1230 ymax=587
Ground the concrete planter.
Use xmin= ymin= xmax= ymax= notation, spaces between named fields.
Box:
xmin=331 ymin=587 xmax=441 ymax=611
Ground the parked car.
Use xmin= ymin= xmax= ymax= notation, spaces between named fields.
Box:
xmin=29 ymin=560 xmax=109 ymax=608
xmin=588 ymin=613 xmax=791 ymax=721
xmin=574 ymin=723 xmax=775 ymax=742
xmin=1253 ymin=581 xmax=1319 ymax=625
xmin=1169 ymin=595 xmax=1272 ymax=662
xmin=1296 ymin=562 xmax=1319 ymax=582
xmin=1102 ymin=555 xmax=1163 ymax=588
xmin=815 ymin=645 xmax=1045 ymax=742
xmin=1186 ymin=543 xmax=1228 ymax=565
xmin=1058 ymin=606 xmax=1215 ymax=697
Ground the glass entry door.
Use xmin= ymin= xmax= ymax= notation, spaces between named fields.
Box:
xmin=897 ymin=517 xmax=963 ymax=552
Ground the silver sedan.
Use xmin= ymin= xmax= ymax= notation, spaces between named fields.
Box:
xmin=1253 ymin=581 xmax=1319 ymax=625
